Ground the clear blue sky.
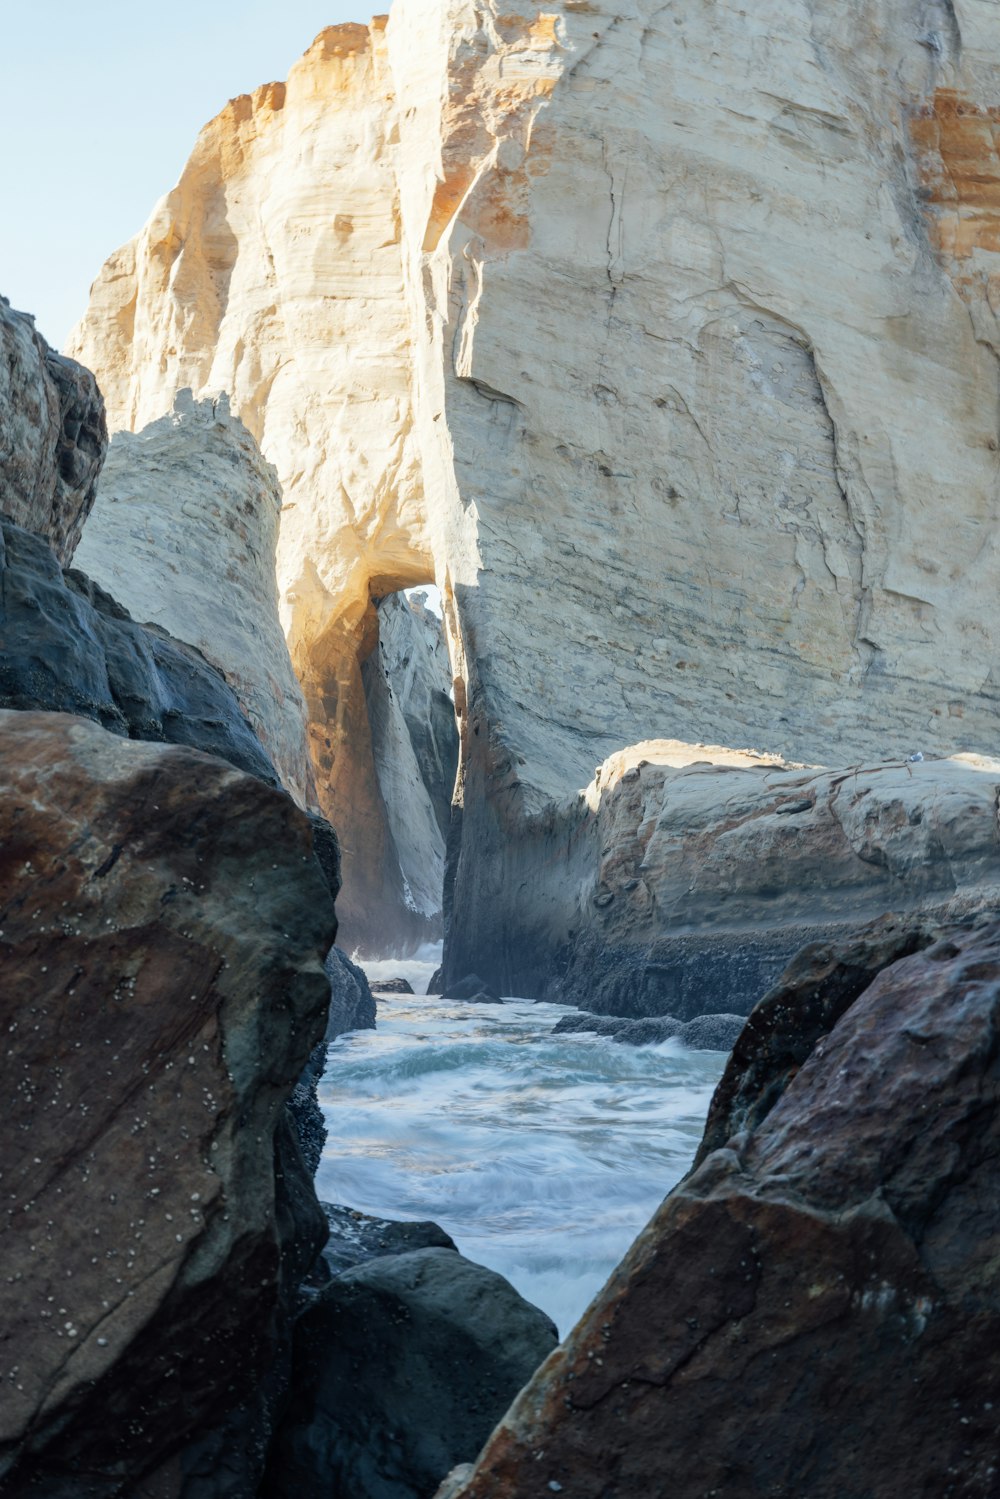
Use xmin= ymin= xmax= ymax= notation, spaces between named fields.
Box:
xmin=3 ymin=1 xmax=372 ymax=350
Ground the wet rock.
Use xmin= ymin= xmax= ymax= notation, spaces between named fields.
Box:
xmin=675 ymin=1013 xmax=746 ymax=1052
xmin=0 ymin=296 xmax=106 ymax=564
xmin=313 ymin=1204 xmax=456 ymax=1281
xmin=371 ymin=976 xmax=416 ymax=994
xmin=551 ymin=1013 xmax=630 ymax=1037
xmin=263 ymin=1248 xmax=558 ymax=1499
xmin=0 ymin=709 xmax=336 ymax=1494
xmin=286 ymin=1044 xmax=329 ymax=1179
xmin=442 ymin=974 xmax=500 ymax=1003
xmin=448 ymin=918 xmax=1000 ymax=1499
xmin=324 ymin=947 xmax=377 ymax=1039
xmin=427 ymin=965 xmax=444 ymax=994
xmin=610 ymin=1017 xmax=683 ymax=1046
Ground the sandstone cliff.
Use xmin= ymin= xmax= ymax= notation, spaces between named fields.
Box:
xmin=70 ymin=1 xmax=1000 ymax=990
xmin=74 ymin=391 xmax=316 ymax=806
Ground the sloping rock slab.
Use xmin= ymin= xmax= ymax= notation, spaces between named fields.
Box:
xmin=0 ymin=711 xmax=336 ymax=1494
xmin=448 ymin=918 xmax=1000 ymax=1499
xmin=0 ymin=296 xmax=106 ymax=564
xmin=264 ymin=1248 xmax=557 ymax=1499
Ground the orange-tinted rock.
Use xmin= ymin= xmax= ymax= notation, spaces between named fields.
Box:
xmin=448 ymin=918 xmax=1000 ymax=1499
xmin=0 ymin=711 xmax=336 ymax=1494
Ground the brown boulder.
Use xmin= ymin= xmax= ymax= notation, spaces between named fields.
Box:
xmin=448 ymin=917 xmax=1000 ymax=1499
xmin=0 ymin=710 xmax=336 ymax=1495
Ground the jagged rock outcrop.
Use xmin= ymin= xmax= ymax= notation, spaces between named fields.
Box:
xmin=74 ymin=391 xmax=315 ymax=806
xmin=70 ymin=2 xmax=1000 ymax=992
xmin=1 ymin=297 xmax=106 ymax=563
xmin=324 ymin=946 xmax=378 ymax=1038
xmin=447 ymin=915 xmax=1000 ymax=1499
xmin=0 ymin=710 xmax=336 ymax=1496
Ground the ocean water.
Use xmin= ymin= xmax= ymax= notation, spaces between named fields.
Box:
xmin=316 ymin=988 xmax=727 ymax=1338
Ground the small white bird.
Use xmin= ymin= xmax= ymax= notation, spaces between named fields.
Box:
xmin=908 ymin=752 xmax=924 ymax=764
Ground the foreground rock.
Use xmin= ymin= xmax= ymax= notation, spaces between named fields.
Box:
xmin=70 ymin=5 xmax=1000 ymax=999
xmin=0 ymin=710 xmax=336 ymax=1493
xmin=448 ymin=916 xmax=1000 ymax=1499
xmin=264 ymin=1248 xmax=558 ymax=1499
xmin=1 ymin=296 xmax=106 ymax=563
xmin=74 ymin=391 xmax=315 ymax=805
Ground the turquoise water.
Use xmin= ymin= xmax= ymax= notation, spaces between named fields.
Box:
xmin=316 ymin=990 xmax=725 ymax=1337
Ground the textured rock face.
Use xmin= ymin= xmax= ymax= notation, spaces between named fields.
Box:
xmin=1 ymin=296 xmax=106 ymax=563
xmin=360 ymin=592 xmax=458 ymax=948
xmin=0 ymin=710 xmax=336 ymax=1494
xmin=265 ymin=1247 xmax=558 ymax=1499
xmin=74 ymin=391 xmax=315 ymax=806
xmin=0 ymin=514 xmax=278 ymax=788
xmin=547 ymin=743 xmax=1000 ymax=1015
xmin=449 ymin=917 xmax=1000 ymax=1499
xmin=71 ymin=2 xmax=1000 ymax=990
xmin=324 ymin=945 xmax=377 ymax=1039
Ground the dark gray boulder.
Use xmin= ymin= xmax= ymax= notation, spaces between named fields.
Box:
xmin=372 ymin=976 xmax=416 ymax=994
xmin=314 ymin=1204 xmax=457 ymax=1281
xmin=442 ymin=974 xmax=501 ymax=1003
xmin=263 ymin=1248 xmax=558 ymax=1499
xmin=610 ymin=1017 xmax=683 ymax=1045
xmin=676 ymin=1013 xmax=746 ymax=1051
xmin=552 ymin=1013 xmax=640 ymax=1037
xmin=325 ymin=946 xmax=378 ymax=1038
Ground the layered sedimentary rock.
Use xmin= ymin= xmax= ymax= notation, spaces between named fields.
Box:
xmin=548 ymin=743 xmax=1000 ymax=1015
xmin=1 ymin=296 xmax=106 ymax=563
xmin=74 ymin=391 xmax=315 ymax=805
xmin=0 ymin=710 xmax=336 ymax=1494
xmin=448 ymin=916 xmax=1000 ymax=1499
xmin=71 ymin=1 xmax=1000 ymax=990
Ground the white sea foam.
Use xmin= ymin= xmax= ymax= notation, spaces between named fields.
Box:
xmin=316 ymin=993 xmax=725 ymax=1337
xmin=356 ymin=942 xmax=443 ymax=996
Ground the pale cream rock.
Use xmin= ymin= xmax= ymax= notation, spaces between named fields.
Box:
xmin=70 ymin=2 xmax=1000 ymax=982
xmin=74 ymin=392 xmax=315 ymax=806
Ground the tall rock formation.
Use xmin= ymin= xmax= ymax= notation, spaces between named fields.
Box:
xmin=71 ymin=1 xmax=1000 ymax=990
xmin=74 ymin=391 xmax=316 ymax=807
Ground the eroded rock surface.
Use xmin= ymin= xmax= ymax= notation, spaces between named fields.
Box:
xmin=74 ymin=391 xmax=315 ymax=805
xmin=1 ymin=297 xmax=106 ymax=563
xmin=0 ymin=710 xmax=336 ymax=1494
xmin=549 ymin=743 xmax=1000 ymax=1016
xmin=449 ymin=917 xmax=1000 ymax=1499
xmin=70 ymin=4 xmax=1000 ymax=992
